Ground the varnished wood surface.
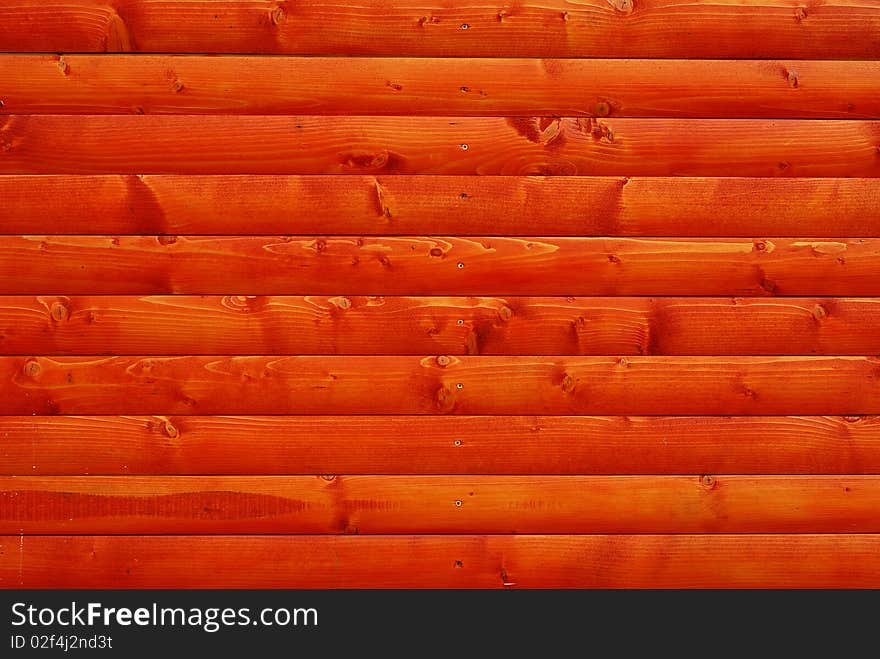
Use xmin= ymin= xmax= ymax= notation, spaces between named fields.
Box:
xmin=3 ymin=116 xmax=880 ymax=176
xmin=3 ymin=296 xmax=880 ymax=356
xmin=3 ymin=175 xmax=879 ymax=237
xmin=3 ymin=475 xmax=879 ymax=534
xmin=2 ymin=236 xmax=879 ymax=296
xmin=4 ymin=535 xmax=880 ymax=588
xmin=3 ymin=0 xmax=879 ymax=591
xmin=4 ymin=415 xmax=878 ymax=476
xmin=4 ymin=355 xmax=880 ymax=415
xmin=2 ymin=0 xmax=880 ymax=58
xmin=3 ymin=56 xmax=879 ymax=118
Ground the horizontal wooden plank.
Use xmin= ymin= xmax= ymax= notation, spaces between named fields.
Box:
xmin=3 ymin=415 xmax=878 ymax=476
xmin=3 ymin=296 xmax=880 ymax=356
xmin=2 ymin=116 xmax=879 ymax=176
xmin=3 ymin=56 xmax=880 ymax=118
xmin=4 ymin=535 xmax=880 ymax=588
xmin=2 ymin=236 xmax=879 ymax=296
xmin=3 ymin=476 xmax=878 ymax=534
xmin=3 ymin=175 xmax=879 ymax=237
xmin=3 ymin=356 xmax=880 ymax=415
xmin=1 ymin=1 xmax=880 ymax=58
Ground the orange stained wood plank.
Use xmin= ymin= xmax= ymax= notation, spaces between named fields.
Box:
xmin=3 ymin=415 xmax=879 ymax=476
xmin=1 ymin=1 xmax=880 ymax=58
xmin=2 ymin=176 xmax=879 ymax=237
xmin=2 ymin=236 xmax=880 ymax=296
xmin=4 ymin=535 xmax=880 ymax=588
xmin=2 ymin=116 xmax=880 ymax=176
xmin=3 ymin=56 xmax=880 ymax=118
xmin=3 ymin=475 xmax=880 ymax=535
xmin=0 ymin=174 xmax=880 ymax=237
xmin=3 ymin=296 xmax=880 ymax=356
xmin=3 ymin=355 xmax=880 ymax=415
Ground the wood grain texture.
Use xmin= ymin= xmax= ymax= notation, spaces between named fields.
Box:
xmin=2 ymin=116 xmax=880 ymax=176
xmin=3 ymin=175 xmax=879 ymax=237
xmin=3 ymin=415 xmax=879 ymax=476
xmin=1 ymin=0 xmax=880 ymax=58
xmin=3 ymin=0 xmax=879 ymax=594
xmin=4 ymin=535 xmax=880 ymax=588
xmin=4 ymin=356 xmax=880 ymax=415
xmin=2 ymin=236 xmax=879 ymax=296
xmin=4 ymin=296 xmax=880 ymax=356
xmin=3 ymin=475 xmax=879 ymax=534
xmin=3 ymin=56 xmax=880 ymax=118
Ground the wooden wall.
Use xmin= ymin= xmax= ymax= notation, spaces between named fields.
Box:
xmin=1 ymin=0 xmax=879 ymax=588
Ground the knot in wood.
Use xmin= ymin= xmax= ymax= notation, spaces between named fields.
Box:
xmin=50 ymin=301 xmax=69 ymax=322
xmin=760 ymin=278 xmax=778 ymax=294
xmin=594 ymin=101 xmax=612 ymax=117
xmin=608 ymin=0 xmax=634 ymax=13
xmin=436 ymin=386 xmax=457 ymax=412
